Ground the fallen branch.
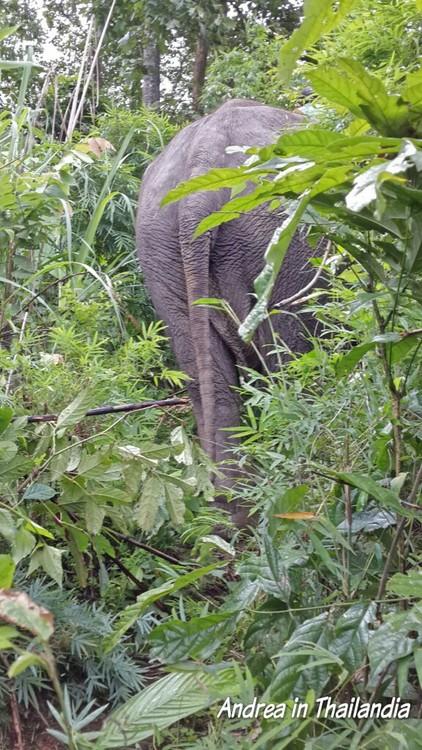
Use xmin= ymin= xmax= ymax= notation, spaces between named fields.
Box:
xmin=26 ymin=397 xmax=189 ymax=423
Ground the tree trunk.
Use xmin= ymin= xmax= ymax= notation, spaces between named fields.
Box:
xmin=142 ymin=41 xmax=160 ymax=107
xmin=192 ymin=27 xmax=208 ymax=114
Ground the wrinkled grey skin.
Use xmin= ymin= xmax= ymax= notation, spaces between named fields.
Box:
xmin=136 ymin=100 xmax=320 ymax=522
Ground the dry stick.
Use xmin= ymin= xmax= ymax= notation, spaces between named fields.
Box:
xmin=26 ymin=396 xmax=189 ymax=423
xmin=108 ymin=529 xmax=188 ymax=567
xmin=376 ymin=463 xmax=422 ymax=605
xmin=0 ymin=655 xmax=24 ymax=750
xmin=66 ymin=0 xmax=116 ymax=140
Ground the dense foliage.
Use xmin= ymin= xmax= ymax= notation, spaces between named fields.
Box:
xmin=0 ymin=1 xmax=421 ymax=748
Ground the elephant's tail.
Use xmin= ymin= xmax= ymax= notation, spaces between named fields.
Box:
xmin=180 ymin=201 xmax=216 ymax=461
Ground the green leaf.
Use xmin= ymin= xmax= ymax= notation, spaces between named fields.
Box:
xmin=239 ymin=192 xmax=311 ymax=342
xmin=0 ymin=26 xmax=19 ymax=43
xmin=368 ymin=603 xmax=422 ymax=686
xmin=0 ymin=555 xmax=15 ymax=588
xmin=0 ymin=625 xmax=19 ymax=649
xmin=0 ymin=441 xmax=17 ymax=462
xmin=12 ymin=528 xmax=36 ymax=564
xmin=0 ymin=590 xmax=54 ymax=641
xmin=165 ymin=483 xmax=185 ymax=526
xmin=0 ymin=509 xmax=16 ymax=541
xmin=278 ymin=0 xmax=358 ymax=83
xmin=331 ymin=603 xmax=377 ymax=672
xmin=149 ymin=612 xmax=234 ymax=663
xmin=135 ymin=475 xmax=164 ymax=532
xmin=309 ymin=59 xmax=410 ymax=136
xmin=161 ymin=166 xmax=268 ymax=206
xmin=97 ymin=668 xmax=238 ymax=749
xmin=56 ymin=390 xmax=92 ymax=437
xmin=387 ymin=571 xmax=422 ymax=599
xmin=319 ymin=469 xmax=404 ymax=513
xmin=28 ymin=546 xmax=64 ymax=588
xmin=0 ymin=407 xmax=13 ymax=434
xmin=103 ymin=563 xmax=222 ymax=653
xmin=8 ymin=651 xmax=45 ymax=678
xmin=266 ymin=612 xmax=332 ymax=699
xmin=23 ymin=483 xmax=56 ymax=501
xmin=335 ymin=342 xmax=375 ymax=377
xmin=85 ymin=499 xmax=106 ymax=535
xmin=200 ymin=535 xmax=235 ymax=557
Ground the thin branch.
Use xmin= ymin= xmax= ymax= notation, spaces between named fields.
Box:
xmin=276 ymin=244 xmax=330 ymax=308
xmin=26 ymin=397 xmax=189 ymax=423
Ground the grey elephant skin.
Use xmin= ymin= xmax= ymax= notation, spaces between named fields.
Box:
xmin=136 ymin=99 xmax=321 ymax=511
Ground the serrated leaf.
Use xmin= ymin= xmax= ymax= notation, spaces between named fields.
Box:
xmin=85 ymin=500 xmax=106 ymax=535
xmin=278 ymin=0 xmax=358 ymax=83
xmin=103 ymin=563 xmax=221 ymax=653
xmin=0 ymin=554 xmax=15 ymax=588
xmin=56 ymin=390 xmax=92 ymax=436
xmin=135 ymin=475 xmax=164 ymax=532
xmin=28 ymin=545 xmax=64 ymax=588
xmin=0 ymin=590 xmax=54 ymax=641
xmin=165 ymin=483 xmax=185 ymax=526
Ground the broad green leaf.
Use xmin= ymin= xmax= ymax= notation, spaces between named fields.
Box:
xmin=8 ymin=651 xmax=45 ymax=678
xmin=0 ymin=26 xmax=19 ymax=43
xmin=0 ymin=590 xmax=54 ymax=641
xmin=319 ymin=469 xmax=404 ymax=513
xmin=56 ymin=390 xmax=92 ymax=437
xmin=239 ymin=192 xmax=310 ymax=342
xmin=28 ymin=545 xmax=64 ymax=588
xmin=97 ymin=668 xmax=238 ymax=749
xmin=161 ymin=166 xmax=270 ymax=206
xmin=335 ymin=342 xmax=375 ymax=377
xmin=0 ymin=406 xmax=13 ymax=434
xmin=278 ymin=0 xmax=358 ymax=83
xmin=0 ymin=509 xmax=16 ymax=541
xmin=337 ymin=506 xmax=396 ymax=534
xmin=368 ymin=603 xmax=422 ymax=686
xmin=23 ymin=483 xmax=56 ymax=501
xmin=0 ymin=441 xmax=17 ymax=462
xmin=165 ymin=484 xmax=185 ymax=526
xmin=266 ymin=612 xmax=332 ymax=699
xmin=23 ymin=520 xmax=54 ymax=539
xmin=149 ymin=612 xmax=234 ymax=662
xmin=103 ymin=563 xmax=222 ymax=652
xmin=387 ymin=571 xmax=422 ymax=599
xmin=135 ymin=475 xmax=164 ymax=532
xmin=85 ymin=499 xmax=106 ymax=535
xmin=12 ymin=528 xmax=36 ymax=564
xmin=331 ymin=603 xmax=377 ymax=672
xmin=0 ymin=554 xmax=15 ymax=588
xmin=309 ymin=59 xmax=410 ymax=136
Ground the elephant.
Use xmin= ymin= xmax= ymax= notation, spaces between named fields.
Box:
xmin=136 ymin=99 xmax=322 ymax=522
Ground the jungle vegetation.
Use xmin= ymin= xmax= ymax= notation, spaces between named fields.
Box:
xmin=0 ymin=1 xmax=421 ymax=748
